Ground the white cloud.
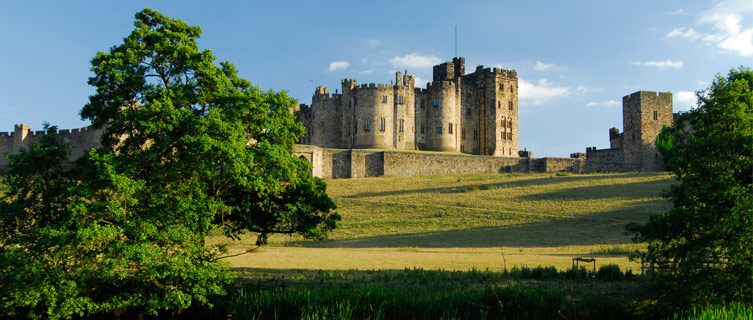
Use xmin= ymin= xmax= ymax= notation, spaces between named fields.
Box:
xmin=667 ymin=8 xmax=689 ymax=15
xmin=631 ymin=59 xmax=684 ymax=69
xmin=413 ymin=76 xmax=430 ymax=87
xmin=328 ymin=61 xmax=349 ymax=72
xmin=365 ymin=39 xmax=381 ymax=47
xmin=585 ymin=100 xmax=619 ymax=107
xmin=533 ymin=61 xmax=556 ymax=71
xmin=388 ymin=54 xmax=442 ymax=69
xmin=518 ymin=79 xmax=570 ymax=105
xmin=359 ymin=67 xmax=374 ymax=75
xmin=675 ymin=91 xmax=697 ymax=110
xmin=666 ymin=28 xmax=700 ymax=40
xmin=697 ymin=0 xmax=753 ymax=56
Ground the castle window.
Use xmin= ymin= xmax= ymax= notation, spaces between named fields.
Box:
xmin=399 ymin=119 xmax=404 ymax=132
xmin=510 ymin=86 xmax=514 ymax=93
xmin=466 ymin=107 xmax=471 ymax=116
xmin=509 ymin=101 xmax=513 ymax=110
xmin=433 ymin=98 xmax=439 ymax=107
xmin=498 ymin=101 xmax=501 ymax=109
xmin=436 ymin=122 xmax=442 ymax=134
xmin=653 ymin=110 xmax=658 ymax=120
xmin=461 ymin=145 xmax=465 ymax=152
xmin=448 ymin=122 xmax=453 ymax=134
xmin=473 ymin=129 xmax=478 ymax=141
xmin=399 ymin=96 xmax=404 ymax=104
xmin=380 ymin=118 xmax=386 ymax=131
xmin=502 ymin=119 xmax=506 ymax=128
xmin=508 ymin=132 xmax=512 ymax=140
xmin=462 ymin=128 xmax=466 ymax=139
xmin=364 ymin=118 xmax=371 ymax=132
xmin=502 ymin=131 xmax=505 ymax=140
xmin=421 ymin=124 xmax=425 ymax=134
xmin=508 ymin=120 xmax=512 ymax=128
xmin=382 ymin=95 xmax=387 ymax=103
xmin=499 ymin=83 xmax=504 ymax=91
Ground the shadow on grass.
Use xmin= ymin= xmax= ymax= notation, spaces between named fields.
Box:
xmin=288 ymin=200 xmax=667 ymax=248
xmin=516 ymin=179 xmax=676 ymax=201
xmin=341 ymin=173 xmax=653 ymax=199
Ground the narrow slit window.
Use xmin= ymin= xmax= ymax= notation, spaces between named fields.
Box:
xmin=380 ymin=118 xmax=385 ymax=131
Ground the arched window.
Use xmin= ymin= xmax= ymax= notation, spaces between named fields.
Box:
xmin=380 ymin=118 xmax=386 ymax=131
xmin=509 ymin=101 xmax=513 ymax=110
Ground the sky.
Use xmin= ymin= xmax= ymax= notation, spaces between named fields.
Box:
xmin=1 ymin=1 xmax=750 ymax=157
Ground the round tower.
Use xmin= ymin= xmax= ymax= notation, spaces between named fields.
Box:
xmin=425 ymin=80 xmax=460 ymax=152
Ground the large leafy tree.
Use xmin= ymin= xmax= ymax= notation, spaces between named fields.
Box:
xmin=627 ymin=67 xmax=752 ymax=310
xmin=0 ymin=9 xmax=338 ymax=319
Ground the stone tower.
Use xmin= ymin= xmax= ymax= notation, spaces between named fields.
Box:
xmin=622 ymin=91 xmax=673 ymax=171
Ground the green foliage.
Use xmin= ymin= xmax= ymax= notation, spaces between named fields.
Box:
xmin=0 ymin=9 xmax=338 ymax=319
xmin=673 ymin=302 xmax=753 ymax=320
xmin=627 ymin=67 xmax=753 ymax=310
xmin=555 ymin=171 xmax=572 ymax=177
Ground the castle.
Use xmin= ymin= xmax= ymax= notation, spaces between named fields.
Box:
xmin=295 ymin=57 xmax=519 ymax=156
xmin=1 ymin=58 xmax=676 ymax=177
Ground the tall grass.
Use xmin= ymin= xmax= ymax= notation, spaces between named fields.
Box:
xmin=226 ymin=266 xmax=644 ymax=320
xmin=673 ymin=302 xmax=753 ymax=320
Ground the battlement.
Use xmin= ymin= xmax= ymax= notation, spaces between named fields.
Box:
xmin=609 ymin=127 xmax=620 ymax=139
xmin=426 ymin=80 xmax=457 ymax=90
xmin=624 ymin=90 xmax=672 ymax=101
xmin=473 ymin=65 xmax=518 ymax=79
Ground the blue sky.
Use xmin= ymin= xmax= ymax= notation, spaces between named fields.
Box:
xmin=1 ymin=1 xmax=750 ymax=157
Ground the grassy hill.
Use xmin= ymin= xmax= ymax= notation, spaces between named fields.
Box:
xmin=213 ymin=172 xmax=675 ymax=272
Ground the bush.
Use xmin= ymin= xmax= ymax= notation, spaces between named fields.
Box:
xmin=597 ymin=264 xmax=624 ymax=281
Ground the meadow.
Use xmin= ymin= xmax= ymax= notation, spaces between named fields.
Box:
xmin=211 ymin=172 xmax=676 ymax=272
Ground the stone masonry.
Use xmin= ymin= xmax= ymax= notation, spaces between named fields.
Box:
xmin=294 ymin=57 xmax=520 ymax=157
xmin=575 ymin=91 xmax=674 ymax=172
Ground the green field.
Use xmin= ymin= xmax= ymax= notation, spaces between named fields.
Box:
xmin=211 ymin=172 xmax=675 ymax=272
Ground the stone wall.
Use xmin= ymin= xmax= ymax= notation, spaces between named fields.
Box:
xmin=585 ymin=147 xmax=625 ymax=163
xmin=0 ymin=124 xmax=104 ymax=169
xmin=293 ymin=145 xmax=643 ymax=179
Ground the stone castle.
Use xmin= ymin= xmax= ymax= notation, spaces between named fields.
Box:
xmin=295 ymin=57 xmax=519 ymax=156
xmin=1 ymin=57 xmax=676 ymax=177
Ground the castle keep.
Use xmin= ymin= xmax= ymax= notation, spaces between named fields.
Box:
xmin=296 ymin=57 xmax=520 ymax=157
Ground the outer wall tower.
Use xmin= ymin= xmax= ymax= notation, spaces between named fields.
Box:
xmin=622 ymin=91 xmax=673 ymax=171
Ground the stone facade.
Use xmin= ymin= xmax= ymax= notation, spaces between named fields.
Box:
xmin=574 ymin=91 xmax=674 ymax=172
xmin=295 ymin=57 xmax=520 ymax=157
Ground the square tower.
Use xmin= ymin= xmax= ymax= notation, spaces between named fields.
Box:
xmin=622 ymin=91 xmax=673 ymax=171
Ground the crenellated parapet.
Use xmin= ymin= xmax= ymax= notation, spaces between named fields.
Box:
xmin=0 ymin=123 xmax=105 ymax=169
